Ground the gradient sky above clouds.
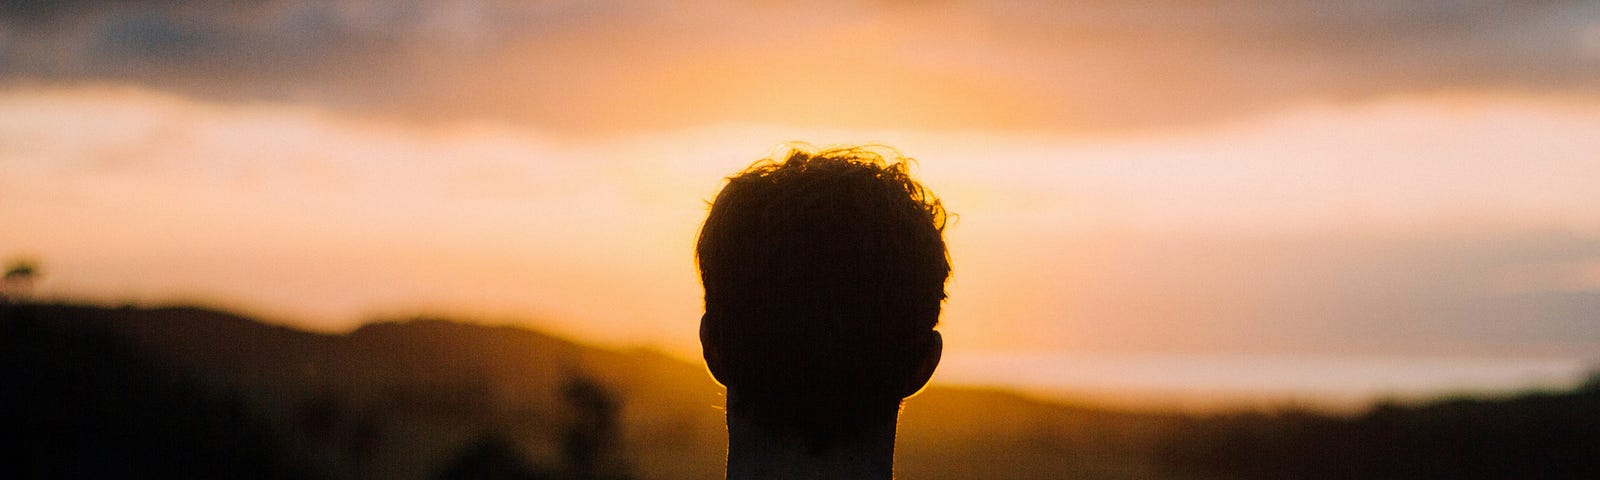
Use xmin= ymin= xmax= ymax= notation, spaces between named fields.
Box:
xmin=3 ymin=1 xmax=1599 ymax=392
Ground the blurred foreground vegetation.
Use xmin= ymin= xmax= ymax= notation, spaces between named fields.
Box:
xmin=3 ymin=303 xmax=1595 ymax=479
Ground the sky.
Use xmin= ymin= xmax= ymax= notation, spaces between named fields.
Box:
xmin=4 ymin=0 xmax=1600 ymax=402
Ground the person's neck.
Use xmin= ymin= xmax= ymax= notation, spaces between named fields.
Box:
xmin=723 ymin=405 xmax=899 ymax=480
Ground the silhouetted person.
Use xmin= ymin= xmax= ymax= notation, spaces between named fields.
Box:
xmin=697 ymin=145 xmax=950 ymax=479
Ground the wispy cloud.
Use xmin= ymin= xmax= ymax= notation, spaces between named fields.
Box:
xmin=4 ymin=1 xmax=1597 ymax=132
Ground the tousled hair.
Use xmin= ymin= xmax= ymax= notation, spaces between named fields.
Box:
xmin=697 ymin=144 xmax=949 ymax=448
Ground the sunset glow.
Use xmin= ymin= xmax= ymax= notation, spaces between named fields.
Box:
xmin=5 ymin=0 xmax=1599 ymax=407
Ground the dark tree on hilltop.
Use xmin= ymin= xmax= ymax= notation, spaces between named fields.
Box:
xmin=2 ymin=257 xmax=40 ymax=303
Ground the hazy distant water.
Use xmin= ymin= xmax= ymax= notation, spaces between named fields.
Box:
xmin=936 ymin=352 xmax=1595 ymax=412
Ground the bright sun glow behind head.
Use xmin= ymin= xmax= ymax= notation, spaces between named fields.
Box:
xmin=5 ymin=86 xmax=1600 ymax=364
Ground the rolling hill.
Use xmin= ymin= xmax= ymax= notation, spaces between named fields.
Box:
xmin=4 ymin=302 xmax=1594 ymax=479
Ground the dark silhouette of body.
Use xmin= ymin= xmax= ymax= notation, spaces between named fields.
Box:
xmin=697 ymin=145 xmax=950 ymax=479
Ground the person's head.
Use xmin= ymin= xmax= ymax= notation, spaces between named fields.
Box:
xmin=697 ymin=144 xmax=949 ymax=449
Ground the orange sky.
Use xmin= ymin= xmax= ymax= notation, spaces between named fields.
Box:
xmin=5 ymin=86 xmax=1599 ymax=359
xmin=4 ymin=0 xmax=1600 ymax=401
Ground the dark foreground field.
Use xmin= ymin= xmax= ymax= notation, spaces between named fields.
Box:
xmin=3 ymin=303 xmax=1595 ymax=479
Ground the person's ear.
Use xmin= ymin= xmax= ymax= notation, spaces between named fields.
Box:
xmin=901 ymin=330 xmax=943 ymax=399
xmin=700 ymin=312 xmax=729 ymax=387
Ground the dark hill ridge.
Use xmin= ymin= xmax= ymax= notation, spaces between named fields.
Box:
xmin=4 ymin=302 xmax=1180 ymax=479
xmin=5 ymin=302 xmax=1595 ymax=480
xmin=7 ymin=303 xmax=730 ymax=479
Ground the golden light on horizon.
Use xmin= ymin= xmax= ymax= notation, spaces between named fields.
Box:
xmin=6 ymin=84 xmax=1600 ymax=371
